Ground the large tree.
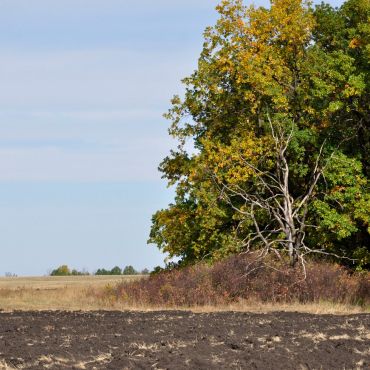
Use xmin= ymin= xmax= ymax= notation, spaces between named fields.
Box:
xmin=149 ymin=0 xmax=370 ymax=269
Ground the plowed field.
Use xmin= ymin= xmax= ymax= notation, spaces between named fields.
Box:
xmin=0 ymin=311 xmax=368 ymax=369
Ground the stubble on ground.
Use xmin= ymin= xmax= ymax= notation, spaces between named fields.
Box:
xmin=0 ymin=310 xmax=369 ymax=370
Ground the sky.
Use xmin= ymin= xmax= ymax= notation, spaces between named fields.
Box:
xmin=0 ymin=0 xmax=344 ymax=276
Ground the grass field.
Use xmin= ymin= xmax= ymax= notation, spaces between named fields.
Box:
xmin=0 ymin=275 xmax=142 ymax=290
xmin=0 ymin=275 xmax=144 ymax=311
xmin=0 ymin=275 xmax=368 ymax=314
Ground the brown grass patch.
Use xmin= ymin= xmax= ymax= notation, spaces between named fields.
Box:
xmin=0 ymin=258 xmax=369 ymax=314
xmin=0 ymin=275 xmax=144 ymax=311
xmin=92 ymin=254 xmax=370 ymax=314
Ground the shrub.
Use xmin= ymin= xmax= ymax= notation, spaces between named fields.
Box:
xmin=106 ymin=254 xmax=370 ymax=307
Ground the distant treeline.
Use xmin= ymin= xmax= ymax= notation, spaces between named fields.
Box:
xmin=50 ymin=265 xmax=89 ymax=276
xmin=49 ymin=265 xmax=150 ymax=276
xmin=95 ymin=266 xmax=149 ymax=276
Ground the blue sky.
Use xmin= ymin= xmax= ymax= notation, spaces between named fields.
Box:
xmin=0 ymin=0 xmax=343 ymax=275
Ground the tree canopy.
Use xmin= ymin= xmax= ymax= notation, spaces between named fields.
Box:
xmin=149 ymin=0 xmax=370 ymax=269
xmin=50 ymin=265 xmax=89 ymax=276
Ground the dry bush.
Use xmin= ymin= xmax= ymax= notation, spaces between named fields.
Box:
xmin=105 ymin=254 xmax=370 ymax=308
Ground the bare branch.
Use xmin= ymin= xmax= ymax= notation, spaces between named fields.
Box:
xmin=211 ymin=116 xmax=351 ymax=270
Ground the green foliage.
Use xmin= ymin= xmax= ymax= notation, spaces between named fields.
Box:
xmin=122 ymin=265 xmax=138 ymax=275
xmin=149 ymin=0 xmax=370 ymax=269
xmin=95 ymin=266 xmax=139 ymax=275
xmin=71 ymin=269 xmax=89 ymax=276
xmin=50 ymin=265 xmax=71 ymax=276
xmin=150 ymin=266 xmax=165 ymax=275
xmin=50 ymin=265 xmax=90 ymax=276
xmin=95 ymin=268 xmax=110 ymax=275
xmin=110 ymin=266 xmax=122 ymax=275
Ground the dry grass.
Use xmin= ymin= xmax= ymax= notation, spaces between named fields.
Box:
xmin=185 ymin=301 xmax=370 ymax=315
xmin=0 ymin=275 xmax=142 ymax=290
xmin=83 ymin=298 xmax=369 ymax=314
xmin=95 ymin=254 xmax=370 ymax=315
xmin=0 ymin=280 xmax=366 ymax=315
xmin=0 ymin=272 xmax=368 ymax=314
xmin=0 ymin=275 xmax=144 ymax=311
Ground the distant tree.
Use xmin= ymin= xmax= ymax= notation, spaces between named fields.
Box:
xmin=50 ymin=265 xmax=71 ymax=276
xmin=141 ymin=268 xmax=150 ymax=275
xmin=50 ymin=265 xmax=89 ymax=276
xmin=122 ymin=265 xmax=137 ymax=275
xmin=95 ymin=268 xmax=110 ymax=275
xmin=4 ymin=272 xmax=17 ymax=277
xmin=110 ymin=266 xmax=122 ymax=275
xmin=71 ymin=268 xmax=90 ymax=276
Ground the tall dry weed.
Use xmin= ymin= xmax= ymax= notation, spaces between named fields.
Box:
xmin=104 ymin=254 xmax=370 ymax=308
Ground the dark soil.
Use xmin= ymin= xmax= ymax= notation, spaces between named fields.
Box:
xmin=0 ymin=310 xmax=368 ymax=369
